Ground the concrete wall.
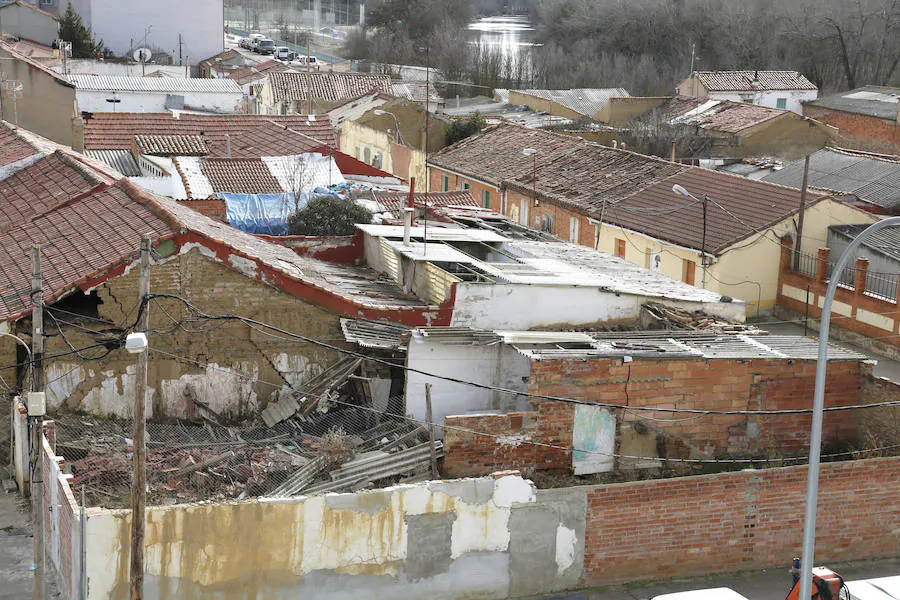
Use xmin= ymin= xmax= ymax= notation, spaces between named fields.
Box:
xmin=80 ymin=473 xmax=587 ymax=599
xmin=405 ymin=339 xmax=531 ymax=435
xmin=70 ymin=0 xmax=223 ymax=63
xmin=0 ymin=2 xmax=58 ymax=45
xmin=729 ymin=113 xmax=833 ymax=161
xmin=0 ymin=47 xmax=79 ymax=147
xmin=74 ymin=89 xmax=242 ymax=114
xmin=41 ymin=247 xmax=344 ymax=420
xmin=595 ymin=96 xmax=670 ymax=126
xmin=507 ymin=90 xmax=585 ymax=120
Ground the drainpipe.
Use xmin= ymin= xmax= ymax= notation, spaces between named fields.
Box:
xmin=403 ymin=176 xmax=416 ymax=246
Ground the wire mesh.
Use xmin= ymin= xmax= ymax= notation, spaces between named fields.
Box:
xmin=53 ymin=396 xmax=438 ymax=508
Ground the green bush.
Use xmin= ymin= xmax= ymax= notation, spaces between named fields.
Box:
xmin=287 ymin=196 xmax=373 ymax=236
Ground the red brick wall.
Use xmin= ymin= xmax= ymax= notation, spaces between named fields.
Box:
xmin=443 ymin=412 xmax=542 ymax=477
xmin=177 ymin=199 xmax=227 ymax=219
xmin=802 ymin=105 xmax=899 ymax=152
xmin=505 ymin=189 xmax=597 ymax=247
xmin=582 ymin=456 xmax=900 ymax=585
xmin=428 ymin=168 xmax=499 ymax=211
xmin=529 ymin=357 xmax=868 ymax=467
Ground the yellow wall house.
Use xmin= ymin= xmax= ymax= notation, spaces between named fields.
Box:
xmin=427 ymin=123 xmax=876 ymax=315
xmin=341 ymin=98 xmax=449 ymax=184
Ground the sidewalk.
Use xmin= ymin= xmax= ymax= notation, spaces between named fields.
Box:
xmin=531 ymin=557 xmax=900 ymax=600
xmin=0 ymin=467 xmax=59 ymax=599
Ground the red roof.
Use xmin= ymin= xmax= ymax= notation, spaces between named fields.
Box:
xmin=225 ymin=59 xmax=289 ymax=85
xmin=693 ymin=71 xmax=817 ymax=92
xmin=200 ymin=158 xmax=283 ymax=194
xmin=0 ymin=152 xmax=434 ymax=323
xmin=0 ymin=122 xmax=40 ymax=167
xmin=657 ymin=96 xmax=788 ymax=133
xmin=267 ymin=72 xmax=393 ymax=103
xmin=365 ymin=191 xmax=478 ymax=213
xmin=226 ymin=120 xmax=323 ymax=157
xmin=83 ymin=113 xmax=336 ymax=152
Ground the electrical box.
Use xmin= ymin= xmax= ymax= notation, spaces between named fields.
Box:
xmin=26 ymin=391 xmax=46 ymax=417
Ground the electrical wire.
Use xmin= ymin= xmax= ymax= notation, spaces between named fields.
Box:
xmin=148 ymin=345 xmax=900 ymax=466
xmin=143 ymin=294 xmax=900 ymax=417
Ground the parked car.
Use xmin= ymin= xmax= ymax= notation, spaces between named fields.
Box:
xmin=256 ymin=39 xmax=276 ymax=55
xmin=290 ymin=55 xmax=318 ymax=70
xmin=274 ymin=46 xmax=294 ymax=61
xmin=239 ymin=37 xmax=251 ymax=49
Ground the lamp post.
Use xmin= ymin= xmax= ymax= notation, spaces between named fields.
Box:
xmin=373 ymin=109 xmax=405 ymax=146
xmin=797 ymin=215 xmax=900 ymax=599
xmin=672 ymin=184 xmax=708 ymax=288
xmin=522 ymin=147 xmax=537 ymax=206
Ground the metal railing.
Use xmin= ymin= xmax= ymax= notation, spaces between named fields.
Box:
xmin=790 ymin=249 xmax=899 ymax=302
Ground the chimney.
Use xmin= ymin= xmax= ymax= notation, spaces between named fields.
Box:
xmin=403 ymin=176 xmax=416 ymax=246
xmin=611 ymin=140 xmax=618 ymax=149
xmin=225 ymin=134 xmax=231 ymax=157
xmin=754 ymin=70 xmax=759 ymax=81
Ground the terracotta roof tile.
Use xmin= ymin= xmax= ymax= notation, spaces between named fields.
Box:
xmin=267 ymin=72 xmax=393 ymax=103
xmin=83 ymin=112 xmax=336 ymax=152
xmin=0 ymin=122 xmax=40 ymax=167
xmin=225 ymin=120 xmax=322 ymax=157
xmin=365 ymin=191 xmax=478 ymax=213
xmin=199 ymin=158 xmax=283 ymax=195
xmin=134 ymin=134 xmax=209 ymax=156
xmin=657 ymin=96 xmax=788 ymax=133
xmin=693 ymin=70 xmax=817 ymax=92
xmin=226 ymin=59 xmax=289 ymax=85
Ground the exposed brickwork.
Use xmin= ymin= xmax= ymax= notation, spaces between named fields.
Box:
xmin=443 ymin=412 xmax=540 ymax=477
xmin=802 ymin=105 xmax=900 ymax=153
xmin=582 ymin=456 xmax=900 ymax=586
xmin=428 ymin=168 xmax=499 ymax=211
xmin=177 ymin=199 xmax=227 ymax=219
xmin=529 ymin=357 xmax=868 ymax=469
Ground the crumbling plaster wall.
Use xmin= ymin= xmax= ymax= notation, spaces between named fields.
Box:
xmin=81 ymin=474 xmax=587 ymax=600
xmin=42 ymin=248 xmax=344 ymax=420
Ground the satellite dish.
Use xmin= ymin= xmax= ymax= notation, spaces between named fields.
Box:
xmin=133 ymin=47 xmax=152 ymax=63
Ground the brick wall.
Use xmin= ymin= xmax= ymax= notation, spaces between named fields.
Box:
xmin=443 ymin=412 xmax=541 ymax=477
xmin=428 ymin=168 xmax=498 ymax=211
xmin=176 ymin=199 xmax=227 ymax=219
xmin=802 ymin=105 xmax=899 ymax=153
xmin=529 ymin=357 xmax=868 ymax=467
xmin=505 ymin=189 xmax=597 ymax=247
xmin=582 ymin=456 xmax=900 ymax=586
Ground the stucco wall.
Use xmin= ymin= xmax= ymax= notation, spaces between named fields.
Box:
xmin=81 ymin=474 xmax=587 ymax=599
xmin=70 ymin=0 xmax=223 ymax=63
xmin=0 ymin=47 xmax=78 ymax=147
xmin=74 ymin=90 xmax=242 ymax=113
xmin=0 ymin=2 xmax=58 ymax=45
xmin=342 ymin=120 xmax=427 ymax=183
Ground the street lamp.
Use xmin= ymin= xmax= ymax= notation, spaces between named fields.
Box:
xmin=373 ymin=109 xmax=405 ymax=146
xmin=672 ymin=184 xmax=709 ymax=288
xmin=797 ymin=215 xmax=900 ymax=599
xmin=522 ymin=147 xmax=538 ymax=206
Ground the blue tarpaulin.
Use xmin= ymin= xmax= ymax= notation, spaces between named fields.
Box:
xmin=219 ymin=193 xmax=305 ymax=235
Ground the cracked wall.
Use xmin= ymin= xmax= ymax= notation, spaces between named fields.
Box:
xmin=81 ymin=473 xmax=586 ymax=600
xmin=41 ymin=248 xmax=344 ymax=420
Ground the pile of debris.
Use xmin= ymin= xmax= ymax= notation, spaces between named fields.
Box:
xmin=640 ymin=302 xmax=762 ymax=333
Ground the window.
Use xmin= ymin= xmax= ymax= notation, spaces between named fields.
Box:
xmin=482 ymin=189 xmax=491 ymax=209
xmin=441 ymin=175 xmax=449 ymax=192
xmin=776 ymin=97 xmax=787 ymax=109
xmin=364 ymin=147 xmax=371 ymax=164
xmin=540 ymin=214 xmax=553 ymax=233
xmin=462 ymin=182 xmax=470 ymax=190
xmin=683 ymin=259 xmax=696 ymax=285
xmin=569 ymin=217 xmax=579 ymax=243
xmin=615 ymin=238 xmax=626 ymax=258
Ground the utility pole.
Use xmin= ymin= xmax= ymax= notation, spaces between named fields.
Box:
xmin=30 ymin=245 xmax=45 ymax=600
xmin=129 ymin=235 xmax=151 ymax=600
xmin=425 ymin=383 xmax=438 ymax=479
xmin=793 ymin=154 xmax=811 ymax=271
xmin=306 ymin=38 xmax=312 ymax=115
xmin=700 ymin=194 xmax=708 ymax=289
xmin=178 ymin=33 xmax=183 ymax=66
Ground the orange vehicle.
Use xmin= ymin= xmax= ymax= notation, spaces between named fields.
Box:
xmin=784 ymin=567 xmax=848 ymax=600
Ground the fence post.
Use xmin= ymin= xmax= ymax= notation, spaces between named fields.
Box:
xmin=816 ymin=248 xmax=830 ymax=283
xmin=854 ymin=257 xmax=869 ymax=297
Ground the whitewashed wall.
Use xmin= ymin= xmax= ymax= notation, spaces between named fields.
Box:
xmin=75 ymin=90 xmax=242 ymax=113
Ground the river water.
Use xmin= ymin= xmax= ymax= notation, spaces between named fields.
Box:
xmin=466 ymin=15 xmax=536 ymax=72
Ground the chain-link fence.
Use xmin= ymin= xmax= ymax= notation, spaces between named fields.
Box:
xmin=53 ymin=399 xmax=440 ymax=509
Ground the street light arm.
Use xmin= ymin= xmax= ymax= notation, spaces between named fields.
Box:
xmin=798 ymin=215 xmax=900 ymax=600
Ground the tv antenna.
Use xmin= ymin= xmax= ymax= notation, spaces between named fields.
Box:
xmin=2 ymin=79 xmax=24 ymax=128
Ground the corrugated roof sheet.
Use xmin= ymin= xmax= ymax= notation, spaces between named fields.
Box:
xmin=68 ymin=75 xmax=244 ymax=94
xmin=340 ymin=318 xmax=410 ymax=350
xmin=830 ymin=224 xmax=900 ymax=263
xmin=84 ymin=149 xmax=141 ymax=176
xmin=807 ymin=86 xmax=900 ymax=120
xmin=694 ymin=71 xmax=817 ymax=92
xmin=267 ymin=72 xmax=393 ymax=103
xmin=515 ymin=88 xmax=630 ymax=117
xmin=762 ymin=147 xmax=900 ymax=209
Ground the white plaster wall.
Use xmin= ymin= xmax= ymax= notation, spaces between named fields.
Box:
xmin=54 ymin=61 xmax=190 ymax=78
xmin=706 ymin=89 xmax=818 ymax=114
xmin=83 ymin=474 xmax=537 ymax=599
xmin=450 ymin=283 xmax=643 ymax=330
xmin=72 ymin=0 xmax=223 ymax=63
xmin=75 ymin=90 xmax=242 ymax=113
xmin=405 ymin=340 xmax=531 ymax=435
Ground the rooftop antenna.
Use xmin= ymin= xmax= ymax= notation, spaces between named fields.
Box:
xmin=134 ymin=47 xmax=152 ymax=76
xmin=2 ymin=78 xmax=23 ymax=128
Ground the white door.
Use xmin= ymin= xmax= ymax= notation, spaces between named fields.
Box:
xmin=572 ymin=404 xmax=616 ymax=474
xmin=569 ymin=217 xmax=579 ymax=243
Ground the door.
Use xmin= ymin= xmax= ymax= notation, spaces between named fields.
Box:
xmin=572 ymin=404 xmax=615 ymax=474
xmin=519 ymin=197 xmax=529 ymax=226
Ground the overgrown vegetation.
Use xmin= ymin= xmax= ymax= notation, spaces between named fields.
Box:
xmin=58 ymin=2 xmax=104 ymax=59
xmin=445 ymin=112 xmax=487 ymax=146
xmin=287 ymin=196 xmax=373 ymax=236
